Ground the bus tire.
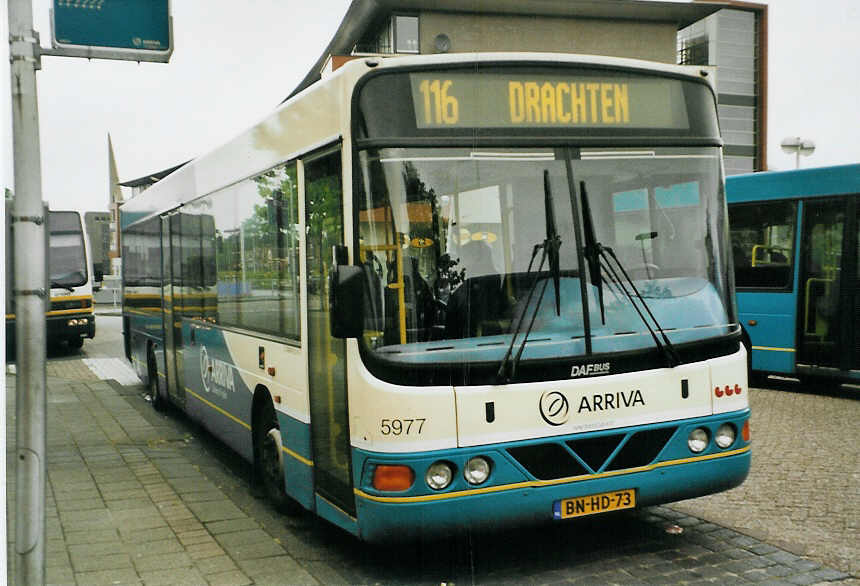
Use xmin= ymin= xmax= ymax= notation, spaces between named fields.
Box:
xmin=68 ymin=337 xmax=84 ymax=350
xmin=147 ymin=345 xmax=165 ymax=412
xmin=255 ymin=398 xmax=295 ymax=514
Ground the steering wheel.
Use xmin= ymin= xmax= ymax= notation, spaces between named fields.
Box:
xmin=627 ymin=263 xmax=660 ymax=280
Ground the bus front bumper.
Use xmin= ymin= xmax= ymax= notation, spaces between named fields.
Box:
xmin=354 ymin=447 xmax=750 ymax=542
xmin=46 ymin=313 xmax=95 ymax=341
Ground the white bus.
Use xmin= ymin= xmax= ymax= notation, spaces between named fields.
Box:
xmin=6 ymin=205 xmax=96 ymax=350
xmin=122 ymin=53 xmax=750 ymax=541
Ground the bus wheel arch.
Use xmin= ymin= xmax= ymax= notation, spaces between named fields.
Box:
xmin=740 ymin=326 xmax=765 ymax=388
xmin=252 ymin=387 xmax=294 ymax=513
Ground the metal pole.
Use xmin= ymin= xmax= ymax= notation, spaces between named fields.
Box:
xmin=8 ymin=0 xmax=48 ymax=583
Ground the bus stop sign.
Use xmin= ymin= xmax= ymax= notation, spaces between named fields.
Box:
xmin=51 ymin=0 xmax=172 ymax=63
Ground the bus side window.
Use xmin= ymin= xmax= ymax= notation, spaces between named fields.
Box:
xmin=729 ymin=201 xmax=797 ymax=289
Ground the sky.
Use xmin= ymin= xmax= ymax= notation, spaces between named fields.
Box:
xmin=1 ymin=0 xmax=859 ymax=216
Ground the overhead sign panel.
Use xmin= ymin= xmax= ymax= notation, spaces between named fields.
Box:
xmin=409 ymin=72 xmax=690 ymax=130
xmin=51 ymin=0 xmax=172 ymax=63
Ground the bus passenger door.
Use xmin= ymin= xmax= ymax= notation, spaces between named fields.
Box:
xmin=851 ymin=199 xmax=860 ymax=372
xmin=304 ymin=148 xmax=355 ymax=517
xmin=161 ymin=214 xmax=186 ymax=406
xmin=797 ymin=198 xmax=858 ymax=374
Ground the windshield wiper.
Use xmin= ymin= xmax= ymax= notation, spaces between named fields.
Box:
xmin=598 ymin=247 xmax=680 ymax=367
xmin=50 ymin=281 xmax=74 ymax=292
xmin=579 ymin=180 xmax=605 ymax=324
xmin=496 ymin=170 xmax=561 ymax=382
xmin=577 ymin=180 xmax=678 ymax=367
xmin=496 ymin=243 xmax=550 ymax=383
xmin=543 ymin=170 xmax=562 ymax=317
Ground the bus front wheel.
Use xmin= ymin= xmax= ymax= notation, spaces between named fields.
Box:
xmin=255 ymin=399 xmax=295 ymax=513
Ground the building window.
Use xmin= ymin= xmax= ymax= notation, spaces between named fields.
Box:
xmin=355 ymin=15 xmax=419 ymax=54
xmin=394 ymin=15 xmax=419 ymax=53
xmin=678 ymin=35 xmax=709 ymax=65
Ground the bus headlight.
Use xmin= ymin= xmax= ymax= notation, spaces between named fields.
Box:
xmin=715 ymin=423 xmax=736 ymax=449
xmin=425 ymin=461 xmax=454 ymax=490
xmin=687 ymin=428 xmax=709 ymax=453
xmin=463 ymin=457 xmax=491 ymax=485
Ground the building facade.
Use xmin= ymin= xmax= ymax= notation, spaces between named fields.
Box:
xmin=294 ymin=0 xmax=726 ymax=97
xmin=678 ymin=2 xmax=768 ymax=174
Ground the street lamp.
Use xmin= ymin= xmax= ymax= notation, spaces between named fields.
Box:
xmin=780 ymin=136 xmax=815 ymax=169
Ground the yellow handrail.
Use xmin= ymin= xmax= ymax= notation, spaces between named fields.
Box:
xmin=361 ymin=241 xmax=408 ymax=344
xmin=751 ymin=244 xmax=790 ymax=267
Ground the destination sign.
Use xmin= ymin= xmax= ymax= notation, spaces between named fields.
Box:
xmin=409 ymin=72 xmax=689 ymax=130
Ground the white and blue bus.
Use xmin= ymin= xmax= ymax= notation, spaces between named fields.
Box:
xmin=6 ymin=204 xmax=96 ymax=350
xmin=121 ymin=53 xmax=750 ymax=541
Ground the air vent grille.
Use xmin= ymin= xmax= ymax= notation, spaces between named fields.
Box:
xmin=506 ymin=426 xmax=678 ymax=480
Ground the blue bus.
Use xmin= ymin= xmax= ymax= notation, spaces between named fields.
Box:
xmin=727 ymin=164 xmax=860 ymax=385
xmin=122 ymin=54 xmax=750 ymax=541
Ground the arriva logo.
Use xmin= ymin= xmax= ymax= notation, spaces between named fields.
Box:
xmin=200 ymin=345 xmax=236 ymax=396
xmin=539 ymin=391 xmax=570 ymax=426
xmin=570 ymin=362 xmax=611 ymax=378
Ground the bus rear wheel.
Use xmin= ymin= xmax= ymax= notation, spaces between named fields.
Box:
xmin=255 ymin=400 xmax=294 ymax=513
xmin=147 ymin=346 xmax=165 ymax=411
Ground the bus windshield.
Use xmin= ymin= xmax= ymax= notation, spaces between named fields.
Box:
xmin=356 ymin=146 xmax=735 ymax=379
xmin=49 ymin=212 xmax=87 ymax=288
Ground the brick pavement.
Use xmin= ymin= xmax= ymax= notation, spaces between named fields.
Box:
xmin=6 ymin=374 xmax=313 ymax=585
xmin=5 ymin=366 xmax=859 ymax=585
xmin=671 ymin=384 xmax=860 ymax=576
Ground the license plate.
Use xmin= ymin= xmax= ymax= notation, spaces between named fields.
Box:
xmin=553 ymin=489 xmax=636 ymax=520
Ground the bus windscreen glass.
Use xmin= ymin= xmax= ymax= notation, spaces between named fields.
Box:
xmin=355 ymin=146 xmax=734 ymax=384
xmin=49 ymin=212 xmax=87 ymax=288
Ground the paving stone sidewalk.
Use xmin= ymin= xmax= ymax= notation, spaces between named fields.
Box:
xmin=6 ymin=374 xmax=313 ymax=585
xmin=672 ymin=385 xmax=860 ymax=576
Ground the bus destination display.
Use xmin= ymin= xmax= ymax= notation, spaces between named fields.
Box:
xmin=410 ymin=72 xmax=690 ymax=130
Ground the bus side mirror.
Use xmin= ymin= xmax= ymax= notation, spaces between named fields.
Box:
xmin=329 ymin=263 xmax=364 ymax=339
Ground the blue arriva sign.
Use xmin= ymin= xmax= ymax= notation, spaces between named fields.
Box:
xmin=52 ymin=0 xmax=171 ymax=59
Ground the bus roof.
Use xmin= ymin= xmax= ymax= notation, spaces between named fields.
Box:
xmin=726 ymin=163 xmax=860 ymax=203
xmin=121 ymin=52 xmax=717 ymax=229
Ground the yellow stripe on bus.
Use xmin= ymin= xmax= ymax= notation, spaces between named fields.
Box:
xmin=125 ymin=309 xmax=162 ymax=316
xmin=9 ymin=309 xmax=93 ymax=318
xmin=283 ymin=446 xmax=314 ymax=468
xmin=185 ymin=388 xmax=252 ymax=430
xmin=46 ymin=308 xmax=94 ymax=317
xmin=751 ymin=346 xmax=796 ymax=353
xmin=184 ymin=387 xmax=313 ymax=467
xmin=354 ymin=445 xmax=751 ymax=504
